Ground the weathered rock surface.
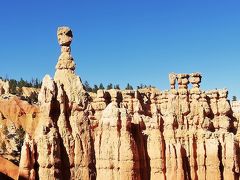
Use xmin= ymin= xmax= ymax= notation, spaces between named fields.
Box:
xmin=18 ymin=134 xmax=35 ymax=180
xmin=0 ymin=79 xmax=9 ymax=95
xmin=0 ymin=156 xmax=19 ymax=179
xmin=21 ymin=87 xmax=40 ymax=102
xmin=0 ymin=96 xmax=40 ymax=135
xmin=1 ymin=27 xmax=240 ymax=180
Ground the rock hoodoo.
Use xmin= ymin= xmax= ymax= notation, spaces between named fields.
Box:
xmin=54 ymin=26 xmax=85 ymax=105
xmin=18 ymin=26 xmax=95 ymax=180
xmin=0 ymin=27 xmax=240 ymax=180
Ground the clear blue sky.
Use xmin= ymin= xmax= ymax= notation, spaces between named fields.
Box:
xmin=0 ymin=0 xmax=240 ymax=99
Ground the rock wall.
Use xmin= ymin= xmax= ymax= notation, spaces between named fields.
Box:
xmin=92 ymin=81 xmax=240 ymax=180
xmin=1 ymin=27 xmax=240 ymax=180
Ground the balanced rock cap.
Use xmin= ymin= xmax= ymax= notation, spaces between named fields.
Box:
xmin=57 ymin=26 xmax=73 ymax=46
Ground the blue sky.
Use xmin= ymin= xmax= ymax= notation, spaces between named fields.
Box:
xmin=0 ymin=0 xmax=240 ymax=98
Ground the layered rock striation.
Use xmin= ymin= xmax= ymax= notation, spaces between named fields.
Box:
xmin=19 ymin=26 xmax=96 ymax=180
xmin=0 ymin=27 xmax=240 ymax=180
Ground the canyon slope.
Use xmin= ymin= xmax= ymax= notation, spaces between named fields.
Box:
xmin=0 ymin=27 xmax=240 ymax=180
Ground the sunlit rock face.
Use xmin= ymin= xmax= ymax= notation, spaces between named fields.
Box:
xmin=17 ymin=26 xmax=95 ymax=180
xmin=0 ymin=79 xmax=9 ymax=95
xmin=92 ymin=71 xmax=240 ymax=180
xmin=35 ymin=26 xmax=95 ymax=180
xmin=0 ymin=27 xmax=239 ymax=180
xmin=54 ymin=26 xmax=85 ymax=105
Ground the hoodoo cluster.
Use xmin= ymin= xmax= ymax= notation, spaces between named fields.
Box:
xmin=5 ymin=27 xmax=240 ymax=180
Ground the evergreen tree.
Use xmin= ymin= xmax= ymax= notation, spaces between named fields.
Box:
xmin=137 ymin=84 xmax=142 ymax=89
xmin=4 ymin=77 xmax=42 ymax=95
xmin=17 ymin=78 xmax=32 ymax=88
xmin=30 ymin=78 xmax=41 ymax=88
xmin=92 ymin=85 xmax=99 ymax=93
xmin=114 ymin=84 xmax=120 ymax=90
xmin=35 ymin=78 xmax=41 ymax=88
xmin=125 ymin=83 xmax=133 ymax=90
xmin=9 ymin=79 xmax=17 ymax=94
xmin=107 ymin=83 xmax=113 ymax=90
xmin=137 ymin=84 xmax=148 ymax=89
xmin=18 ymin=78 xmax=25 ymax=88
xmin=99 ymin=83 xmax=105 ymax=90
xmin=232 ymin=96 xmax=237 ymax=101
xmin=84 ymin=81 xmax=92 ymax=92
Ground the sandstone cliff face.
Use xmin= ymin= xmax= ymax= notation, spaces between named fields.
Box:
xmin=0 ymin=95 xmax=39 ymax=166
xmin=92 ymin=74 xmax=240 ymax=180
xmin=95 ymin=99 xmax=141 ymax=180
xmin=1 ymin=27 xmax=240 ymax=180
xmin=92 ymin=75 xmax=240 ymax=180
xmin=0 ymin=96 xmax=40 ymax=135
xmin=0 ymin=156 xmax=19 ymax=179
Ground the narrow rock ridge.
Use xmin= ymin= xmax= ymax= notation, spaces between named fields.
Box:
xmin=15 ymin=27 xmax=240 ymax=180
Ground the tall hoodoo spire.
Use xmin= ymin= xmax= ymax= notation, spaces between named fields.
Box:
xmin=56 ymin=26 xmax=76 ymax=71
xmin=54 ymin=26 xmax=85 ymax=105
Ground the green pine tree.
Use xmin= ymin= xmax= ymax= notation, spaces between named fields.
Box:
xmin=232 ymin=96 xmax=237 ymax=101
xmin=114 ymin=84 xmax=120 ymax=90
xmin=125 ymin=83 xmax=133 ymax=90
xmin=84 ymin=81 xmax=92 ymax=92
xmin=99 ymin=83 xmax=105 ymax=90
xmin=92 ymin=85 xmax=99 ymax=93
xmin=107 ymin=83 xmax=113 ymax=90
